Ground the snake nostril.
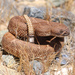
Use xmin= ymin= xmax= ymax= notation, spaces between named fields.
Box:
xmin=60 ymin=30 xmax=63 ymax=34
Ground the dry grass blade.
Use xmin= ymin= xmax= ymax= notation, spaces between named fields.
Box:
xmin=17 ymin=43 xmax=35 ymax=75
xmin=23 ymin=15 xmax=34 ymax=36
xmin=65 ymin=0 xmax=74 ymax=11
xmin=73 ymin=49 xmax=75 ymax=75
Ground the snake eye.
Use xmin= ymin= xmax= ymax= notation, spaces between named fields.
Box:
xmin=60 ymin=28 xmax=70 ymax=36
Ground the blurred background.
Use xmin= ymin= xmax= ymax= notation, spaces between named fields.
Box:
xmin=0 ymin=0 xmax=75 ymax=31
xmin=0 ymin=0 xmax=75 ymax=75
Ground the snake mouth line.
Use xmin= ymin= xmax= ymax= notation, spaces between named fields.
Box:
xmin=51 ymin=29 xmax=70 ymax=37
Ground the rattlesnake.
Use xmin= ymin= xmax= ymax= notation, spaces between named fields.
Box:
xmin=2 ymin=15 xmax=70 ymax=60
xmin=1 ymin=15 xmax=70 ymax=74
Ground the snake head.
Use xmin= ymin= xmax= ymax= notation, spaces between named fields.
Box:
xmin=50 ymin=22 xmax=70 ymax=37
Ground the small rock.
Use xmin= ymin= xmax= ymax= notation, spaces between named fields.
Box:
xmin=2 ymin=55 xmax=18 ymax=69
xmin=30 ymin=60 xmax=43 ymax=75
xmin=61 ymin=59 xmax=67 ymax=65
xmin=23 ymin=6 xmax=45 ymax=19
xmin=55 ymin=54 xmax=69 ymax=65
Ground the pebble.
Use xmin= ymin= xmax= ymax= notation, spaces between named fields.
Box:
xmin=55 ymin=54 xmax=69 ymax=65
xmin=30 ymin=60 xmax=43 ymax=75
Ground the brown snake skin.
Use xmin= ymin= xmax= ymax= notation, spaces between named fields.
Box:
xmin=2 ymin=16 xmax=70 ymax=61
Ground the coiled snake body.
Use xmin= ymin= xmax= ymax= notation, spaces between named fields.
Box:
xmin=2 ymin=15 xmax=70 ymax=60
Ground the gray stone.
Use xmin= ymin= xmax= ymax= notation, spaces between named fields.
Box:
xmin=30 ymin=60 xmax=43 ymax=75
xmin=61 ymin=59 xmax=67 ymax=65
xmin=23 ymin=7 xmax=75 ymax=24
xmin=51 ymin=16 xmax=72 ymax=27
xmin=23 ymin=6 xmax=45 ymax=19
xmin=56 ymin=54 xmax=69 ymax=65
xmin=2 ymin=55 xmax=18 ymax=69
xmin=52 ymin=8 xmax=75 ymax=22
